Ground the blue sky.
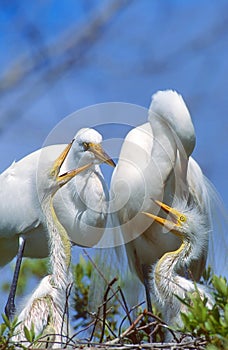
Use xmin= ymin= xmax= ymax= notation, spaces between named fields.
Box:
xmin=0 ymin=0 xmax=227 ymax=318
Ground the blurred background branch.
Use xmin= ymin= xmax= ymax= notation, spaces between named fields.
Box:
xmin=0 ymin=0 xmax=132 ymax=133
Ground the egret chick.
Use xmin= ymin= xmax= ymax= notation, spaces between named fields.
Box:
xmin=13 ymin=140 xmax=91 ymax=348
xmin=143 ymin=199 xmax=213 ymax=340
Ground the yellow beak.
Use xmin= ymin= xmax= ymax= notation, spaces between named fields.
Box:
xmin=51 ymin=139 xmax=92 ymax=185
xmin=88 ymin=143 xmax=116 ymax=167
xmin=142 ymin=200 xmax=185 ymax=234
xmin=57 ymin=163 xmax=92 ymax=186
xmin=52 ymin=139 xmax=74 ymax=176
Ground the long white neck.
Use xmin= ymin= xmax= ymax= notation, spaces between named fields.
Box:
xmin=154 ymin=240 xmax=192 ymax=296
xmin=111 ymin=119 xmax=177 ymax=226
xmin=150 ymin=90 xmax=196 ymax=157
xmin=42 ymin=195 xmax=72 ymax=289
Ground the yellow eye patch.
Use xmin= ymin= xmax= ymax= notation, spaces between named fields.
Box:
xmin=179 ymin=215 xmax=186 ymax=223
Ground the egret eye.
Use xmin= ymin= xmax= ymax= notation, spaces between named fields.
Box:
xmin=50 ymin=168 xmax=57 ymax=178
xmin=82 ymin=142 xmax=90 ymax=151
xmin=179 ymin=215 xmax=186 ymax=222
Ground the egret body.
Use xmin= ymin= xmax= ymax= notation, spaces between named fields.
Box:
xmin=110 ymin=90 xmax=210 ymax=307
xmin=1 ymin=128 xmax=115 ymax=318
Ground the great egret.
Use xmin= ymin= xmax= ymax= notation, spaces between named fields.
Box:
xmin=110 ymin=90 xmax=211 ymax=309
xmin=13 ymin=140 xmax=92 ymax=347
xmin=1 ymin=128 xmax=115 ymax=319
xmin=143 ymin=199 xmax=214 ymax=340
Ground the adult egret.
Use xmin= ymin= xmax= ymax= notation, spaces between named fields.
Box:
xmin=110 ymin=90 xmax=210 ymax=309
xmin=143 ymin=199 xmax=213 ymax=340
xmin=1 ymin=128 xmax=115 ymax=319
xmin=13 ymin=140 xmax=92 ymax=347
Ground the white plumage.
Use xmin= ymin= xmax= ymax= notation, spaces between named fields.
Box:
xmin=13 ymin=141 xmax=91 ymax=347
xmin=0 ymin=127 xmax=115 ymax=318
xmin=144 ymin=198 xmax=214 ymax=340
xmin=110 ymin=90 xmax=209 ymax=288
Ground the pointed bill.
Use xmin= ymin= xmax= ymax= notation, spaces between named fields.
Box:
xmin=142 ymin=211 xmax=168 ymax=226
xmin=58 ymin=163 xmax=92 ymax=186
xmin=142 ymin=200 xmax=186 ymax=235
xmin=154 ymin=200 xmax=182 ymax=222
xmin=51 ymin=139 xmax=92 ymax=185
xmin=88 ymin=143 xmax=116 ymax=167
xmin=52 ymin=139 xmax=75 ymax=176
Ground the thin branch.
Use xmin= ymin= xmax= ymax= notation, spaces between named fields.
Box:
xmin=100 ymin=277 xmax=118 ymax=343
xmin=83 ymin=249 xmax=129 ymax=316
xmin=117 ymin=301 xmax=145 ymax=339
xmin=89 ymin=279 xmax=121 ymax=342
xmin=118 ymin=286 xmax=133 ymax=326
xmin=0 ymin=0 xmax=133 ymax=135
xmin=0 ymin=0 xmax=132 ymax=95
xmin=107 ymin=312 xmax=145 ymax=345
xmin=61 ymin=282 xmax=73 ymax=343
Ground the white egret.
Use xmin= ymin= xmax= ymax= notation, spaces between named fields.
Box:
xmin=0 ymin=128 xmax=115 ymax=319
xmin=110 ymin=90 xmax=211 ymax=310
xmin=13 ymin=140 xmax=92 ymax=347
xmin=143 ymin=199 xmax=214 ymax=340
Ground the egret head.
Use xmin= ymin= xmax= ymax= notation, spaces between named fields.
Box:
xmin=47 ymin=140 xmax=91 ymax=197
xmin=143 ymin=199 xmax=209 ymax=257
xmin=71 ymin=128 xmax=115 ymax=168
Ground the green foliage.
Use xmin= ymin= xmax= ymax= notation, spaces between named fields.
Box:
xmin=2 ymin=257 xmax=228 ymax=347
xmin=23 ymin=323 xmax=36 ymax=343
xmin=0 ymin=314 xmax=21 ymax=349
xmin=180 ymin=274 xmax=228 ymax=349
xmin=0 ymin=315 xmax=50 ymax=349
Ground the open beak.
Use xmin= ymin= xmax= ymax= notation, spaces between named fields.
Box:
xmin=142 ymin=200 xmax=185 ymax=234
xmin=52 ymin=139 xmax=92 ymax=186
xmin=88 ymin=143 xmax=116 ymax=167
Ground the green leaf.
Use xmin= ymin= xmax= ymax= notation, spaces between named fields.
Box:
xmin=224 ymin=304 xmax=228 ymax=324
xmin=213 ymin=276 xmax=228 ymax=296
xmin=2 ymin=313 xmax=11 ymax=328
xmin=0 ymin=323 xmax=7 ymax=335
xmin=23 ymin=325 xmax=34 ymax=342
